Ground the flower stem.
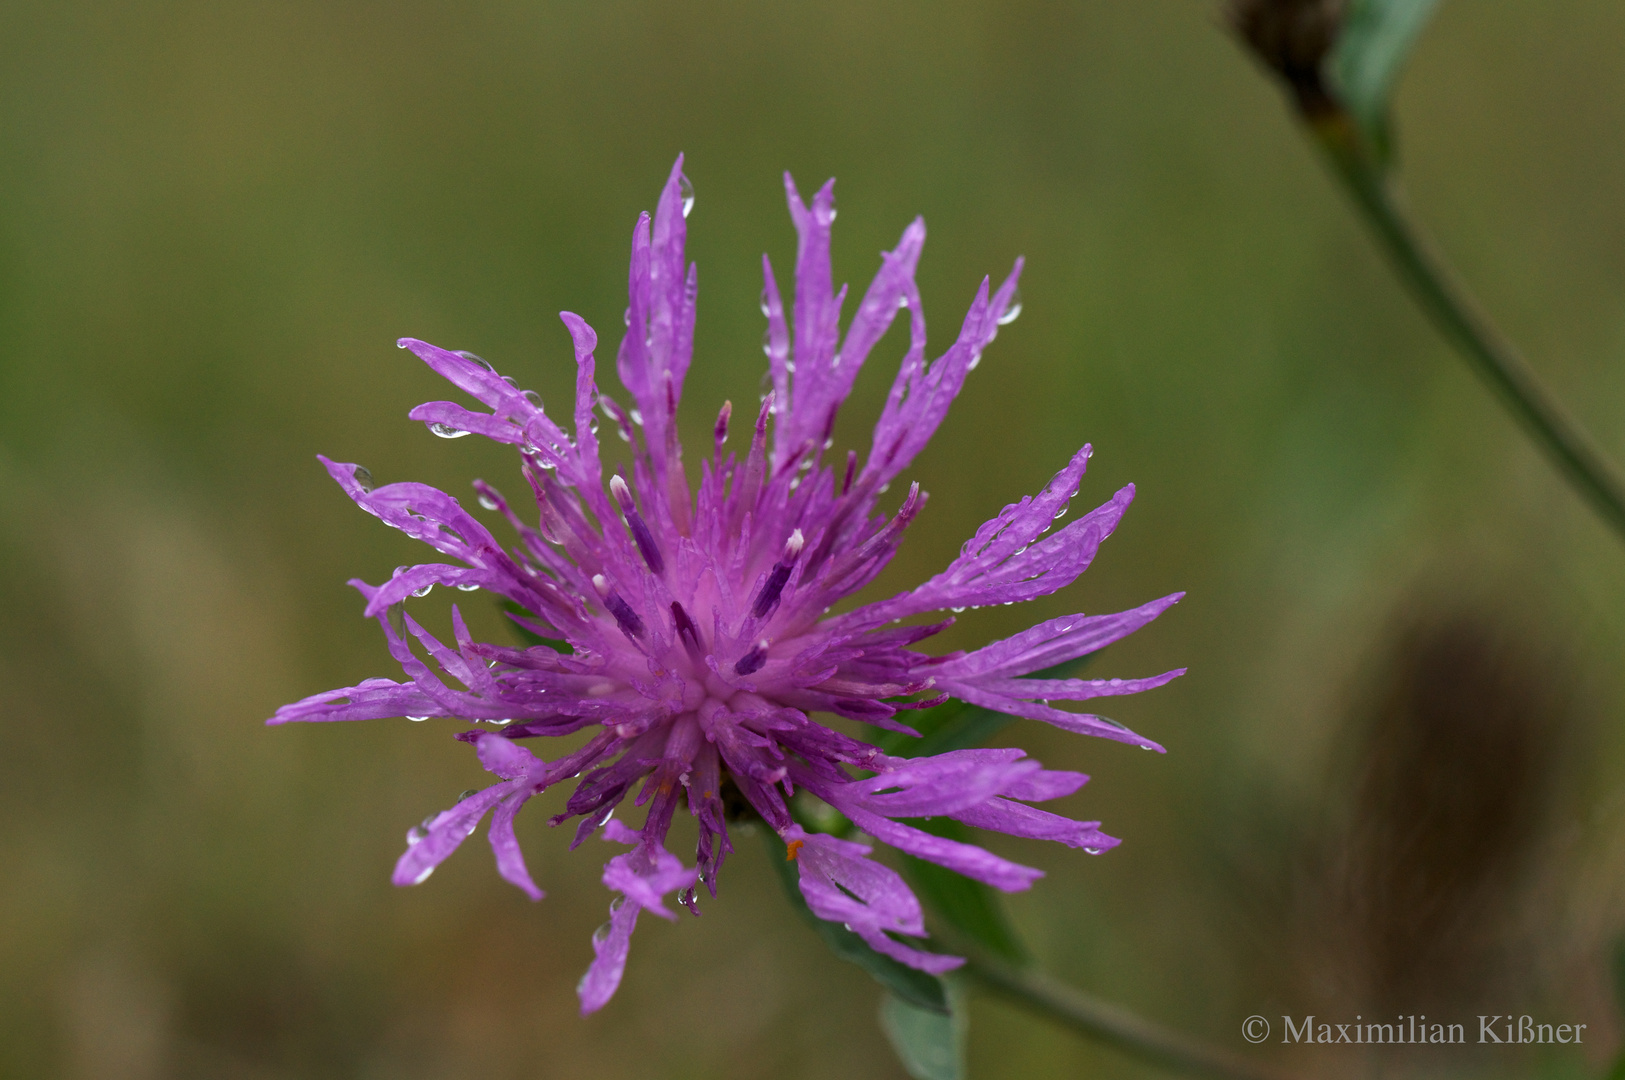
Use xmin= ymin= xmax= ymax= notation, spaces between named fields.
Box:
xmin=1306 ymin=109 xmax=1625 ymax=541
xmin=962 ymin=954 xmax=1294 ymax=1080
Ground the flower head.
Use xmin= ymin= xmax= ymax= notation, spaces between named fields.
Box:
xmin=272 ymin=157 xmax=1183 ymax=1012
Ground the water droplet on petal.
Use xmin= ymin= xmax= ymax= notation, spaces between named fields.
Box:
xmin=1053 ymin=505 xmax=1068 ymax=521
xmin=759 ymin=289 xmax=772 ymax=317
xmin=591 ymin=922 xmax=612 ymax=947
xmin=997 ymin=289 xmax=1022 ymax=326
xmin=477 ymin=494 xmax=499 ymax=511
xmin=351 ymin=465 xmax=376 ymax=492
xmin=761 ymin=327 xmax=773 ymax=358
xmin=407 ymin=715 xmax=430 ymax=722
xmin=412 ymin=865 xmax=435 ymax=884
xmin=950 ymin=607 xmax=966 ymax=613
xmin=428 ymin=422 xmax=470 ymax=439
xmin=678 ymin=173 xmax=695 ymax=218
xmin=458 ymin=789 xmax=480 ymax=802
xmin=412 ymin=583 xmax=434 ymax=598
xmin=406 ymin=825 xmax=427 ymax=846
xmin=455 ymin=583 xmax=480 ymax=592
xmin=455 ymin=351 xmax=494 ymax=371
xmin=523 ymin=389 xmax=543 ymax=408
xmin=1083 ymin=846 xmax=1102 ymax=855
xmin=967 ymin=349 xmax=983 ymax=372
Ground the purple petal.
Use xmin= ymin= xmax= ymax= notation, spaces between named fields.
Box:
xmin=392 ymin=782 xmax=517 ymax=887
xmin=577 ymin=896 xmax=640 ymax=1014
xmin=934 ymin=593 xmax=1184 ymax=680
xmin=951 ymin=797 xmax=1120 ymax=851
xmin=489 ymin=790 xmax=544 ymax=900
xmin=838 ymin=806 xmax=1045 ymax=893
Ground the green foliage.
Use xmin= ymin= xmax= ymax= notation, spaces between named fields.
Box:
xmin=880 ymin=987 xmax=966 ymax=1080
xmin=1331 ymin=0 xmax=1444 ymax=162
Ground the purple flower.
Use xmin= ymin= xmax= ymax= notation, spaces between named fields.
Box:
xmin=271 ymin=157 xmax=1183 ymax=1013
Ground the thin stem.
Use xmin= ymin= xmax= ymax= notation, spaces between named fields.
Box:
xmin=962 ymin=954 xmax=1295 ymax=1080
xmin=1307 ymin=110 xmax=1625 ymax=541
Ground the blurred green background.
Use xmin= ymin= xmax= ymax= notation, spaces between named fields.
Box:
xmin=3 ymin=0 xmax=1625 ymax=1077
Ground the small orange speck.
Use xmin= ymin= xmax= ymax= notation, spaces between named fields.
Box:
xmin=785 ymin=839 xmax=806 ymax=861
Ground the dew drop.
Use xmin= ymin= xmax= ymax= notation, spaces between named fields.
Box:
xmin=406 ymin=825 xmax=427 ymax=846
xmin=591 ymin=922 xmax=612 ymax=947
xmin=897 ymin=294 xmax=909 ymax=310
xmin=412 ymin=865 xmax=435 ymax=885
xmin=393 ymin=565 xmax=410 ymax=578
xmin=997 ymin=289 xmax=1022 ymax=326
xmin=759 ymin=289 xmax=772 ymax=317
xmin=412 ymin=583 xmax=434 ymax=598
xmin=623 ymin=307 xmax=632 ymax=327
xmin=523 ymin=389 xmax=543 ymax=408
xmin=455 ymin=351 xmax=494 ymax=371
xmin=678 ymin=173 xmax=695 ymax=218
xmin=455 ymin=583 xmax=480 ymax=592
xmin=761 ymin=327 xmax=773 ymax=357
xmin=1083 ymin=847 xmax=1102 ymax=855
xmin=407 ymin=715 xmax=430 ymax=722
xmin=967 ymin=349 xmax=983 ymax=372
xmin=1053 ymin=505 xmax=1068 ymax=521
xmin=608 ymin=896 xmax=626 ymax=916
xmin=950 ymin=607 xmax=966 ymax=614
xmin=477 ymin=494 xmax=499 ymax=511
xmin=629 ymin=408 xmax=644 ymax=427
xmin=458 ymin=789 xmax=480 ymax=802
xmin=351 ymin=464 xmax=376 ymax=492
xmin=428 ymin=422 xmax=470 ymax=439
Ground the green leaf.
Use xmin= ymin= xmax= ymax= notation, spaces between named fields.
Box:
xmin=763 ymin=829 xmax=949 ymax=1013
xmin=899 ymin=819 xmax=1029 ymax=965
xmin=1331 ymin=0 xmax=1443 ymax=160
xmin=880 ymin=986 xmax=966 ymax=1080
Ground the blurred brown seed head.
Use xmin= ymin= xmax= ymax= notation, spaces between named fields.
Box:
xmin=1229 ymin=0 xmax=1347 ymax=116
xmin=1328 ymin=607 xmax=1573 ymax=1012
